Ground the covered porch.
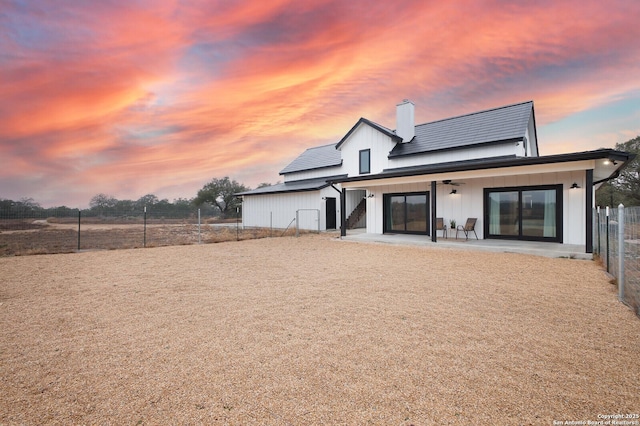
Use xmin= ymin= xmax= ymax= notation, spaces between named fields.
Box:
xmin=340 ymin=229 xmax=591 ymax=259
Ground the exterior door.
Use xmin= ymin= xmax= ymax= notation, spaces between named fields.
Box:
xmin=325 ymin=197 xmax=336 ymax=229
xmin=484 ymin=185 xmax=562 ymax=242
xmin=383 ymin=192 xmax=430 ymax=235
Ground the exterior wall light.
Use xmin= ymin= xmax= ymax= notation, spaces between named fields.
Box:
xmin=571 ymin=183 xmax=580 ymax=189
xmin=450 ymin=189 xmax=457 ymax=195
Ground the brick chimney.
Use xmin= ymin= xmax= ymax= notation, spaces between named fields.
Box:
xmin=396 ymin=99 xmax=415 ymax=142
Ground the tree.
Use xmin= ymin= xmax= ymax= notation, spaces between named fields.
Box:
xmin=89 ymin=193 xmax=118 ymax=215
xmin=596 ymin=136 xmax=640 ymax=207
xmin=257 ymin=182 xmax=278 ymax=188
xmin=193 ymin=177 xmax=249 ymax=218
xmin=136 ymin=194 xmax=160 ymax=209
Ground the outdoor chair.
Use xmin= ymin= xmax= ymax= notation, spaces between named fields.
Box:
xmin=436 ymin=217 xmax=447 ymax=238
xmin=456 ymin=218 xmax=478 ymax=240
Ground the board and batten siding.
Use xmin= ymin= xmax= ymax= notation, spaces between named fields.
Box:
xmin=361 ymin=170 xmax=587 ymax=245
xmin=242 ymin=186 xmax=342 ymax=231
xmin=339 ymin=124 xmax=396 ymax=177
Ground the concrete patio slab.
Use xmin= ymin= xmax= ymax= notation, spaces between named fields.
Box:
xmin=341 ymin=229 xmax=591 ymax=259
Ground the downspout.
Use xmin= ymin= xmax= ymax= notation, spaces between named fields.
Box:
xmin=592 ymin=170 xmax=620 ymax=186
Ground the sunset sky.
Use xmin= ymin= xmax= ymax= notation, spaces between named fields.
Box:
xmin=1 ymin=0 xmax=639 ymax=208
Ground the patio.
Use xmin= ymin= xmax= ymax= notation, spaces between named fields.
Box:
xmin=342 ymin=229 xmax=591 ymax=259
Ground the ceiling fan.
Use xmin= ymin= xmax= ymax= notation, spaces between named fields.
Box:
xmin=438 ymin=180 xmax=466 ymax=186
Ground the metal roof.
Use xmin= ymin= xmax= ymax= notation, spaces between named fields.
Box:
xmin=237 ymin=175 xmax=347 ymax=196
xmin=279 ymin=143 xmax=342 ymax=175
xmin=389 ymin=101 xmax=534 ymax=158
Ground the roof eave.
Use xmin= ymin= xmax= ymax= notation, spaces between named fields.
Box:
xmin=279 ymin=161 xmax=343 ymax=175
xmin=329 ymin=149 xmax=634 ymax=184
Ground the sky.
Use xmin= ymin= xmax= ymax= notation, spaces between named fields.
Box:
xmin=1 ymin=0 xmax=639 ymax=208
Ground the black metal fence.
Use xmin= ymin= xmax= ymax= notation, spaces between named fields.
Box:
xmin=0 ymin=205 xmax=280 ymax=256
xmin=594 ymin=205 xmax=640 ymax=316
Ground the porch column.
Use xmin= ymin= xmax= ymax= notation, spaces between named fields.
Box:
xmin=585 ymin=169 xmax=594 ymax=253
xmin=340 ymin=188 xmax=347 ymax=237
xmin=431 ymin=181 xmax=437 ymax=242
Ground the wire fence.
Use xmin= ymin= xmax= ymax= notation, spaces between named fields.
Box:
xmin=0 ymin=206 xmax=299 ymax=256
xmin=594 ymin=205 xmax=640 ymax=316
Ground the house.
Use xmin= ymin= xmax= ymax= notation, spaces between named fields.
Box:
xmin=237 ymin=100 xmax=634 ymax=253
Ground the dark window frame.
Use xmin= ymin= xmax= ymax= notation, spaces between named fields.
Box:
xmin=483 ymin=184 xmax=563 ymax=243
xmin=359 ymin=149 xmax=371 ymax=174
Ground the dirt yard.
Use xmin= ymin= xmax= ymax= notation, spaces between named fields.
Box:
xmin=0 ymin=222 xmax=276 ymax=256
xmin=1 ymin=234 xmax=638 ymax=425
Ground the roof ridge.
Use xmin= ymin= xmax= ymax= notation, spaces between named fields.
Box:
xmin=304 ymin=142 xmax=338 ymax=151
xmin=414 ymin=100 xmax=533 ymax=128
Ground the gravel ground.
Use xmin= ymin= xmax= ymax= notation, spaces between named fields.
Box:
xmin=0 ymin=233 xmax=638 ymax=425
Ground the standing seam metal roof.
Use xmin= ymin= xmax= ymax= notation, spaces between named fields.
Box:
xmin=389 ymin=101 xmax=533 ymax=157
xmin=279 ymin=143 xmax=342 ymax=175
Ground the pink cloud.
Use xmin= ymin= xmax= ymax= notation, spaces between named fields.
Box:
xmin=0 ymin=0 xmax=638 ymax=207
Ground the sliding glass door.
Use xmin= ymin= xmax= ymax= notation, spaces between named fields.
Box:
xmin=384 ymin=192 xmax=429 ymax=235
xmin=485 ymin=185 xmax=562 ymax=242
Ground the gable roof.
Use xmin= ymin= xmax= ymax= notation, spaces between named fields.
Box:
xmin=279 ymin=143 xmax=342 ymax=175
xmin=389 ymin=101 xmax=534 ymax=158
xmin=335 ymin=117 xmax=402 ymax=149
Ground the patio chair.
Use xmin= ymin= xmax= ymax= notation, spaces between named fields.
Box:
xmin=456 ymin=218 xmax=478 ymax=240
xmin=436 ymin=217 xmax=447 ymax=238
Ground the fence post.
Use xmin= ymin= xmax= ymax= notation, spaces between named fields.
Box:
xmin=144 ymin=206 xmax=147 ymax=248
xmin=270 ymin=211 xmax=272 ymax=237
xmin=236 ymin=207 xmax=239 ymax=241
xmin=77 ymin=209 xmax=81 ymax=251
xmin=596 ymin=206 xmax=600 ymax=255
xmin=606 ymin=206 xmax=610 ymax=273
xmin=618 ymin=204 xmax=625 ymax=302
xmin=296 ymin=210 xmax=299 ymax=238
xmin=198 ymin=208 xmax=201 ymax=244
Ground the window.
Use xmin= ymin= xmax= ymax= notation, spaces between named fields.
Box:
xmin=383 ymin=192 xmax=429 ymax=235
xmin=359 ymin=149 xmax=370 ymax=174
xmin=484 ymin=185 xmax=562 ymax=242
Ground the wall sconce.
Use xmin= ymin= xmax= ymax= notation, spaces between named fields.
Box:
xmin=450 ymin=189 xmax=457 ymax=195
xmin=322 ymin=197 xmax=326 ymax=200
xmin=367 ymin=193 xmax=375 ymax=198
xmin=571 ymin=183 xmax=580 ymax=189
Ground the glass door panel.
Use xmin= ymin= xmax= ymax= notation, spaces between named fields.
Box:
xmin=405 ymin=195 xmax=427 ymax=232
xmin=522 ymin=189 xmax=556 ymax=238
xmin=389 ymin=196 xmax=405 ymax=231
xmin=488 ymin=191 xmax=519 ymax=236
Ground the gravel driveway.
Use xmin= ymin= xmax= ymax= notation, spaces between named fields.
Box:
xmin=1 ymin=234 xmax=638 ymax=425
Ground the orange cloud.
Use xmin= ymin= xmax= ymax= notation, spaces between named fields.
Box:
xmin=0 ymin=0 xmax=638 ymax=207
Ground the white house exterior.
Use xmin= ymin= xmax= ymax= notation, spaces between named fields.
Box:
xmin=238 ymin=100 xmax=634 ymax=253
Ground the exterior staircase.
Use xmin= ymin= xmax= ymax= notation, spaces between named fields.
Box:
xmin=346 ymin=198 xmax=366 ymax=229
